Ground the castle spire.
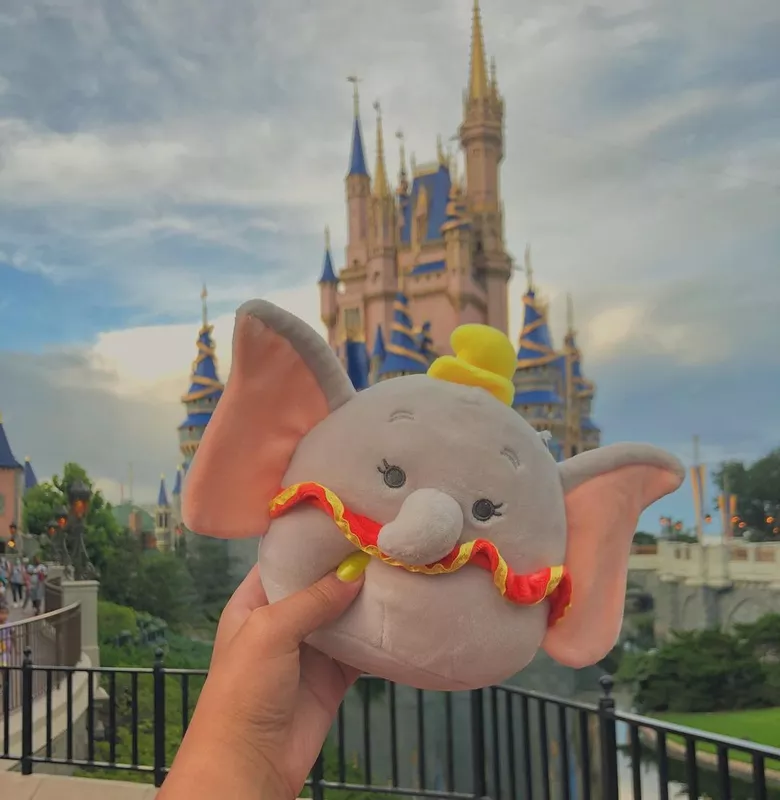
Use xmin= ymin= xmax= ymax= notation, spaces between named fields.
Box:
xmin=372 ymin=101 xmax=390 ymax=198
xmin=347 ymin=75 xmax=368 ymax=177
xmin=468 ymin=0 xmax=489 ymax=101
xmin=157 ymin=474 xmax=170 ymax=508
xmin=179 ymin=291 xmax=225 ymax=465
xmin=201 ymin=284 xmax=208 ymax=327
xmin=318 ymin=226 xmax=338 ymax=283
xmin=0 ymin=413 xmax=22 ymax=470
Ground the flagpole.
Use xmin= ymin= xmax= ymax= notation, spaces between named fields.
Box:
xmin=692 ymin=435 xmax=705 ymax=543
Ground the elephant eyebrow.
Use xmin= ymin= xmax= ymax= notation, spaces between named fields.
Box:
xmin=500 ymin=447 xmax=520 ymax=469
xmin=389 ymin=410 xmax=416 ymax=422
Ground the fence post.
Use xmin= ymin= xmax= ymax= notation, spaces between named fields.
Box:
xmin=153 ymin=648 xmax=167 ymax=788
xmin=597 ymin=675 xmax=619 ymax=800
xmin=21 ymin=646 xmax=34 ymax=775
xmin=470 ymin=689 xmax=488 ymax=799
xmin=311 ymin=748 xmax=325 ymax=800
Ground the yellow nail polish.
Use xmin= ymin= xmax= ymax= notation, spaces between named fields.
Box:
xmin=336 ymin=552 xmax=371 ymax=582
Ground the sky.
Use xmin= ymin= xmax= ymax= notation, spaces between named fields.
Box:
xmin=0 ymin=0 xmax=778 ymax=535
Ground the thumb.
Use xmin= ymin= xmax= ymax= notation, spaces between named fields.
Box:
xmin=266 ymin=553 xmax=369 ymax=647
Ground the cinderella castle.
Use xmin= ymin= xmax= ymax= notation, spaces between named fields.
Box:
xmin=71 ymin=0 xmax=600 ymax=553
xmin=317 ymin=0 xmax=600 ymax=455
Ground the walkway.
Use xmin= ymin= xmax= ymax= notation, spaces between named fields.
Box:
xmin=0 ymin=773 xmax=157 ymax=799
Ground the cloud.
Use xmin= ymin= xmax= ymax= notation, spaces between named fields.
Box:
xmin=0 ymin=0 xmax=778 ymax=525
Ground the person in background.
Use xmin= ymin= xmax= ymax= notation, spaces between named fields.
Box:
xmin=9 ymin=559 xmax=24 ymax=609
xmin=22 ymin=562 xmax=32 ymax=610
xmin=28 ymin=557 xmax=47 ymax=616
xmin=0 ymin=598 xmax=11 ymax=702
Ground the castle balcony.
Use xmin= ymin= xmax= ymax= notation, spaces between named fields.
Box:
xmin=629 ymin=539 xmax=780 ymax=590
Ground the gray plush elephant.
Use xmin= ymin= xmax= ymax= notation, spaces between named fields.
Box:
xmin=183 ymin=300 xmax=684 ymax=691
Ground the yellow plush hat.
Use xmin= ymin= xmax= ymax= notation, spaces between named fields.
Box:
xmin=427 ymin=324 xmax=516 ymax=405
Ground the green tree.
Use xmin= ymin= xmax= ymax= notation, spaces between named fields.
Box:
xmin=22 ymin=462 xmax=123 ymax=574
xmin=617 ymin=628 xmax=766 ymax=713
xmin=714 ymin=448 xmax=780 ymax=541
xmin=186 ymin=536 xmax=235 ymax=622
xmin=633 ymin=531 xmax=657 ymax=546
xmin=131 ymin=551 xmax=198 ymax=627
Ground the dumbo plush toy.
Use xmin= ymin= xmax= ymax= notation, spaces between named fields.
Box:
xmin=183 ymin=300 xmax=684 ymax=691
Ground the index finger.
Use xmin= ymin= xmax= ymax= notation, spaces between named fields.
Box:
xmin=213 ymin=566 xmax=269 ymax=656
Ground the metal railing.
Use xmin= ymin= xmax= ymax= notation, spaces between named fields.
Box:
xmin=0 ymin=604 xmax=82 ymax=715
xmin=2 ymin=650 xmax=779 ymax=799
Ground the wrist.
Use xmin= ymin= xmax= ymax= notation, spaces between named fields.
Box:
xmin=161 ymin=690 xmax=294 ymax=800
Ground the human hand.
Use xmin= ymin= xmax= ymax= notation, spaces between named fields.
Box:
xmin=159 ymin=552 xmax=369 ymax=800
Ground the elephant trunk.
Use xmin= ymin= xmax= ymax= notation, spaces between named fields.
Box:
xmin=377 ymin=489 xmax=464 ymax=566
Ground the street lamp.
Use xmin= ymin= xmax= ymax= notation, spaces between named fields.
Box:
xmin=63 ymin=481 xmax=98 ymax=581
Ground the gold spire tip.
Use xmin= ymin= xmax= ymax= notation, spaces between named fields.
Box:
xmin=524 ymin=243 xmax=534 ymax=290
xmin=324 ymin=225 xmax=331 ymax=249
xmin=396 ymin=129 xmax=407 ymax=180
xmin=201 ymin=283 xmax=209 ymax=326
xmin=468 ymin=0 xmax=489 ymax=100
xmin=160 ymin=473 xmax=165 ymax=480
xmin=25 ymin=456 xmax=30 ymax=462
xmin=372 ymin=99 xmax=390 ymax=197
xmin=566 ymin=293 xmax=575 ymax=333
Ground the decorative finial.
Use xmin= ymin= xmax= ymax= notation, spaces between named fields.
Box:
xmin=160 ymin=473 xmax=165 ymax=480
xmin=396 ymin=129 xmax=407 ymax=181
xmin=25 ymin=456 xmax=30 ymax=462
xmin=347 ymin=75 xmax=361 ymax=117
xmin=0 ymin=412 xmax=3 ymax=424
xmin=410 ymin=152 xmax=417 ymax=174
xmin=524 ymin=244 xmax=534 ymax=290
xmin=324 ymin=225 xmax=331 ymax=250
xmin=490 ymin=56 xmax=498 ymax=87
xmin=201 ymin=284 xmax=209 ymax=327
xmin=566 ymin=293 xmax=575 ymax=334
xmin=436 ymin=134 xmax=446 ymax=165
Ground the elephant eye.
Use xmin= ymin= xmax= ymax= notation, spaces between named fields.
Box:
xmin=377 ymin=459 xmax=406 ymax=489
xmin=472 ymin=498 xmax=503 ymax=522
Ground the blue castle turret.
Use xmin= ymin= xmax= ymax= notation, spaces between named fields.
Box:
xmin=0 ymin=413 xmax=23 ymax=539
xmin=178 ymin=286 xmax=224 ymax=468
xmin=562 ymin=296 xmax=601 ymax=454
xmin=512 ymin=254 xmax=566 ymax=460
xmin=23 ymin=457 xmax=37 ymax=492
xmin=377 ymin=292 xmax=430 ymax=379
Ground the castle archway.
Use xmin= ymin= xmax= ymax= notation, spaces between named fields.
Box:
xmin=726 ymin=598 xmax=770 ymax=628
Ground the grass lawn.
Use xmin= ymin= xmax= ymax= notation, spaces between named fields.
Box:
xmin=653 ymin=708 xmax=780 ymax=769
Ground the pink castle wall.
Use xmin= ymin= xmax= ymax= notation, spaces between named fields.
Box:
xmin=0 ymin=470 xmax=20 ymax=542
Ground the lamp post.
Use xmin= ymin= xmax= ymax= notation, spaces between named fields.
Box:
xmin=8 ymin=522 xmax=18 ymax=554
xmin=63 ymin=481 xmax=98 ymax=581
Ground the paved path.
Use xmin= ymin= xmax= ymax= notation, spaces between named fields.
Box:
xmin=0 ymin=773 xmax=157 ymax=799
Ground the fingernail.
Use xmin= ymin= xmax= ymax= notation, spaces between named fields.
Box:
xmin=336 ymin=552 xmax=371 ymax=583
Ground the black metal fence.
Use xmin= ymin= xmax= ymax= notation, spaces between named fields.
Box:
xmin=0 ymin=604 xmax=82 ymax=714
xmin=2 ymin=650 xmax=780 ymax=799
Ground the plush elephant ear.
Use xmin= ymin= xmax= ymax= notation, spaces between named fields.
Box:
xmin=182 ymin=300 xmax=355 ymax=539
xmin=542 ymin=444 xmax=685 ymax=668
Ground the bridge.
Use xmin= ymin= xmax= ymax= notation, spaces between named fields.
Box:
xmin=629 ymin=540 xmax=780 ymax=636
